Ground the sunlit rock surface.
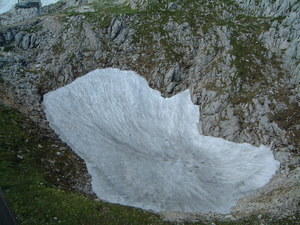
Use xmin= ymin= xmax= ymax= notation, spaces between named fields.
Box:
xmin=0 ymin=0 xmax=60 ymax=14
xmin=43 ymin=68 xmax=279 ymax=214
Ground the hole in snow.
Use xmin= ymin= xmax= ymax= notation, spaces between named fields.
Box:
xmin=43 ymin=68 xmax=279 ymax=214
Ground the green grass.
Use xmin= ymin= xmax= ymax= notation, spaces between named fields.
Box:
xmin=52 ymin=39 xmax=65 ymax=55
xmin=0 ymin=104 xmax=174 ymax=225
xmin=3 ymin=46 xmax=15 ymax=52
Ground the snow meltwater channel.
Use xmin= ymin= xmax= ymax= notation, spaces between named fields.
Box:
xmin=43 ymin=68 xmax=279 ymax=214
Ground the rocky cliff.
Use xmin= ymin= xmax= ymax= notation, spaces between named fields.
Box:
xmin=0 ymin=0 xmax=299 ymax=222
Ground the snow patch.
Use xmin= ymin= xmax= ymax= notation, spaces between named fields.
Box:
xmin=41 ymin=0 xmax=60 ymax=6
xmin=0 ymin=0 xmax=17 ymax=14
xmin=43 ymin=68 xmax=279 ymax=214
xmin=0 ymin=0 xmax=60 ymax=14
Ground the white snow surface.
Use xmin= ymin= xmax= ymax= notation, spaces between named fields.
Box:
xmin=0 ymin=0 xmax=16 ymax=14
xmin=43 ymin=68 xmax=280 ymax=214
xmin=0 ymin=0 xmax=60 ymax=14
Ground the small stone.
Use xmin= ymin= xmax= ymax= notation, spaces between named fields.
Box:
xmin=224 ymin=215 xmax=234 ymax=220
xmin=168 ymin=2 xmax=179 ymax=10
xmin=17 ymin=155 xmax=24 ymax=160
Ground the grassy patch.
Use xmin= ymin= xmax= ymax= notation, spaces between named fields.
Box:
xmin=23 ymin=24 xmax=43 ymax=33
xmin=65 ymin=0 xmax=139 ymax=28
xmin=0 ymin=104 xmax=173 ymax=225
xmin=229 ymin=18 xmax=270 ymax=90
xmin=52 ymin=39 xmax=65 ymax=55
xmin=3 ymin=46 xmax=15 ymax=52
xmin=270 ymin=101 xmax=300 ymax=152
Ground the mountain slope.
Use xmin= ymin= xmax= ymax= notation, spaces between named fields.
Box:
xmin=0 ymin=0 xmax=299 ymax=223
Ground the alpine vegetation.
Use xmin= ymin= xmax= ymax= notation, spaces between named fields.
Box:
xmin=43 ymin=68 xmax=279 ymax=214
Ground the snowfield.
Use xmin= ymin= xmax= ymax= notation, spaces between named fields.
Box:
xmin=0 ymin=0 xmax=60 ymax=14
xmin=43 ymin=68 xmax=279 ymax=213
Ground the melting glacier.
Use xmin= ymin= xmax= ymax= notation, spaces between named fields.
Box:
xmin=43 ymin=68 xmax=279 ymax=214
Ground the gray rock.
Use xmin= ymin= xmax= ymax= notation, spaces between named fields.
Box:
xmin=4 ymin=30 xmax=14 ymax=42
xmin=164 ymin=63 xmax=182 ymax=85
xmin=110 ymin=18 xmax=123 ymax=40
xmin=21 ymin=34 xmax=31 ymax=49
xmin=15 ymin=32 xmax=25 ymax=46
xmin=168 ymin=2 xmax=180 ymax=10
